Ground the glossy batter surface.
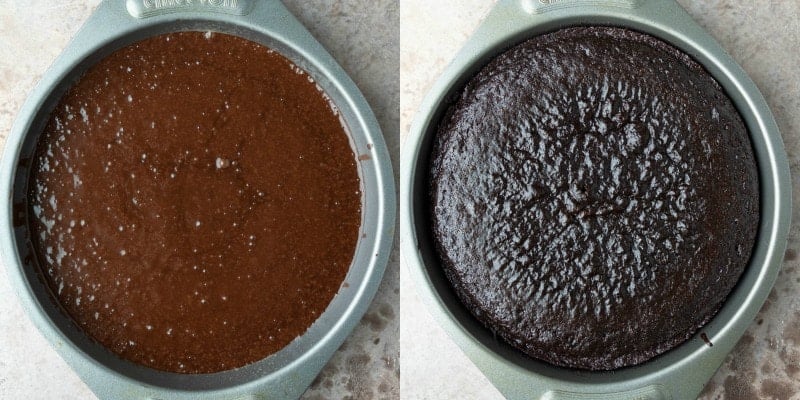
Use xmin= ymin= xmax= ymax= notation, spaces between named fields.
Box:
xmin=430 ymin=27 xmax=759 ymax=370
xmin=29 ymin=32 xmax=361 ymax=373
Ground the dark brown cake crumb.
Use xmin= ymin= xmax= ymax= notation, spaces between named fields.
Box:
xmin=429 ymin=27 xmax=759 ymax=370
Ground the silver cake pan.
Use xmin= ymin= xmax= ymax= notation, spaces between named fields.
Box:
xmin=400 ymin=0 xmax=791 ymax=399
xmin=0 ymin=1 xmax=395 ymax=399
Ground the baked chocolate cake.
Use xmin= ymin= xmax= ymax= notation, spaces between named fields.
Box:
xmin=429 ymin=27 xmax=759 ymax=370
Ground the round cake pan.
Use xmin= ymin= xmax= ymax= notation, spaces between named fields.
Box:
xmin=400 ymin=0 xmax=791 ymax=399
xmin=0 ymin=1 xmax=395 ymax=399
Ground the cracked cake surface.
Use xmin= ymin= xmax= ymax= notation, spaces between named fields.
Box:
xmin=429 ymin=26 xmax=759 ymax=370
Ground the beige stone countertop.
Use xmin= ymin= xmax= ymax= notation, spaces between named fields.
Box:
xmin=400 ymin=1 xmax=800 ymax=399
xmin=0 ymin=1 xmax=398 ymax=399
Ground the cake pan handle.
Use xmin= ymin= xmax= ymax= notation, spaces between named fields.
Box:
xmin=519 ymin=0 xmax=643 ymax=14
xmin=125 ymin=0 xmax=256 ymax=19
xmin=540 ymin=385 xmax=670 ymax=400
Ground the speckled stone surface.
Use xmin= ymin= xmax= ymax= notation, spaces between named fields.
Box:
xmin=0 ymin=1 xmax=398 ymax=399
xmin=400 ymin=1 xmax=800 ymax=399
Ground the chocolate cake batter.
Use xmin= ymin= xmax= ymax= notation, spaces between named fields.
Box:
xmin=28 ymin=32 xmax=361 ymax=373
xmin=429 ymin=27 xmax=759 ymax=370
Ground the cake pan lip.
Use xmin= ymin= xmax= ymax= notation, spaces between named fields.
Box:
xmin=400 ymin=0 xmax=791 ymax=399
xmin=0 ymin=1 xmax=396 ymax=399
